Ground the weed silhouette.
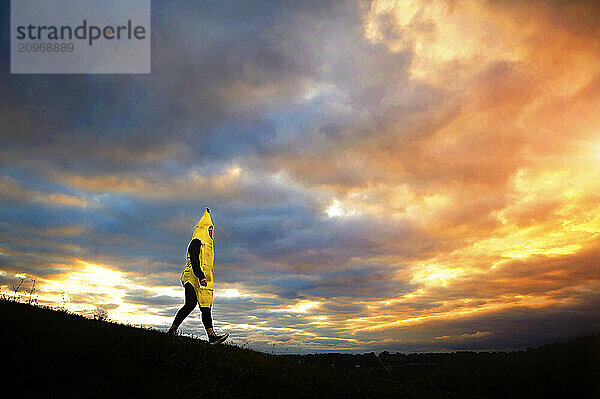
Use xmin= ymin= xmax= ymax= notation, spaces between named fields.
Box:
xmin=11 ymin=276 xmax=24 ymax=301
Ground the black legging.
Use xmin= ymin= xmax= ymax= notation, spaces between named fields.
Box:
xmin=173 ymin=283 xmax=213 ymax=329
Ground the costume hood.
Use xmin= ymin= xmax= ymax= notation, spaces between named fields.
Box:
xmin=191 ymin=208 xmax=213 ymax=246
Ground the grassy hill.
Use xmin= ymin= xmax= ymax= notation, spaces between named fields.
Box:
xmin=2 ymin=299 xmax=598 ymax=398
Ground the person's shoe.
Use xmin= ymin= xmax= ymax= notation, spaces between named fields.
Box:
xmin=209 ymin=332 xmax=229 ymax=345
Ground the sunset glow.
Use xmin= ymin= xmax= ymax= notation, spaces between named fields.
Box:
xmin=1 ymin=0 xmax=599 ymax=353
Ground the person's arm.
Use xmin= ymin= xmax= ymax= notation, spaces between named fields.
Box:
xmin=188 ymin=238 xmax=206 ymax=281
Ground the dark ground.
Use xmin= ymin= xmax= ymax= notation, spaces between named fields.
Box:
xmin=2 ymin=299 xmax=599 ymax=398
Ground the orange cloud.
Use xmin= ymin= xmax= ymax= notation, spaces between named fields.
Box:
xmin=0 ymin=175 xmax=91 ymax=208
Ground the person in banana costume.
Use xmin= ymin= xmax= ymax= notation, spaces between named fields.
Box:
xmin=168 ymin=208 xmax=228 ymax=344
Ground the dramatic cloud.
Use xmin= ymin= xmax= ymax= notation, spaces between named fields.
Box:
xmin=1 ymin=0 xmax=599 ymax=353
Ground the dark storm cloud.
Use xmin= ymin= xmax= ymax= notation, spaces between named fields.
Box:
xmin=261 ymin=267 xmax=408 ymax=300
xmin=366 ymin=293 xmax=600 ymax=352
xmin=0 ymin=0 xmax=345 ymax=175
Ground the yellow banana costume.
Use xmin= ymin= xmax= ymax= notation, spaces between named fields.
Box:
xmin=180 ymin=209 xmax=214 ymax=307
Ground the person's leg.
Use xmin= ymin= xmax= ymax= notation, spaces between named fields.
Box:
xmin=168 ymin=283 xmax=197 ymax=334
xmin=200 ymin=305 xmax=229 ymax=344
xmin=197 ymin=289 xmax=227 ymax=343
xmin=200 ymin=306 xmax=213 ymax=336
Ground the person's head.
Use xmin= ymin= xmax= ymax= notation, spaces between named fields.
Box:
xmin=192 ymin=208 xmax=214 ymax=244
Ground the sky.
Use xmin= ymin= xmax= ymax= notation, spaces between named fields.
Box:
xmin=1 ymin=0 xmax=599 ymax=354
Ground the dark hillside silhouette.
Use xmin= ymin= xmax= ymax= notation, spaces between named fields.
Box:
xmin=2 ymin=299 xmax=598 ymax=398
